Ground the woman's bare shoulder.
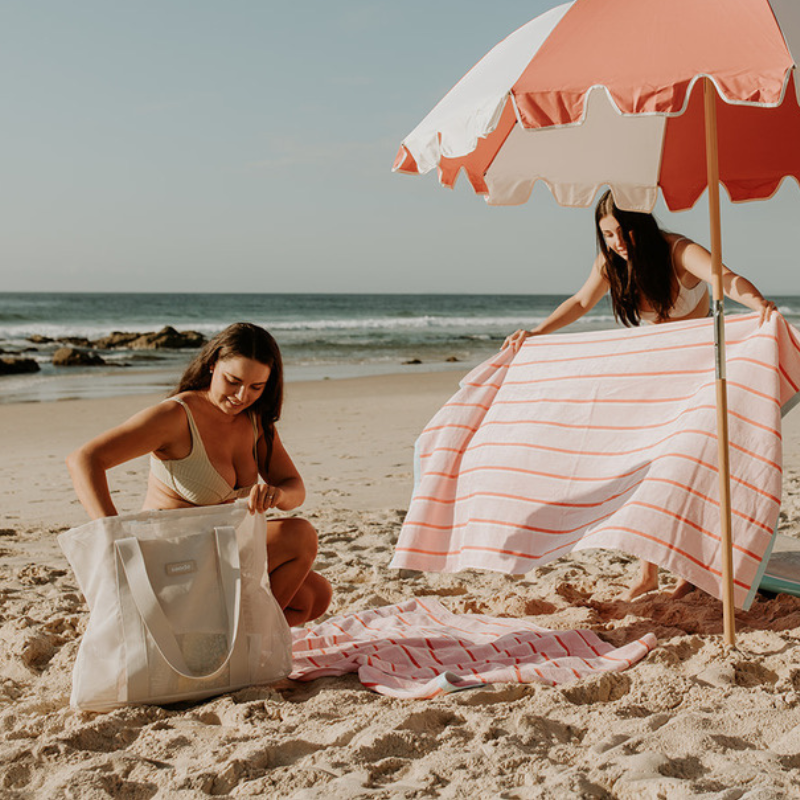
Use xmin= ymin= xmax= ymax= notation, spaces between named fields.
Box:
xmin=591 ymin=252 xmax=611 ymax=282
xmin=78 ymin=397 xmax=188 ymax=461
xmin=126 ymin=397 xmax=186 ymax=430
xmin=125 ymin=397 xmax=193 ymax=456
xmin=665 ymin=232 xmax=695 ymax=248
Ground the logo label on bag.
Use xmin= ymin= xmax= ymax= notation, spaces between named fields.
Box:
xmin=165 ymin=560 xmax=197 ymax=577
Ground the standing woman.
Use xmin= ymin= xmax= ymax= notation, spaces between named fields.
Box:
xmin=504 ymin=190 xmax=777 ymax=598
xmin=67 ymin=322 xmax=332 ymax=626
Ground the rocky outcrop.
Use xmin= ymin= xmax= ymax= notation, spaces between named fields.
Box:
xmin=52 ymin=347 xmax=106 ymax=367
xmin=92 ymin=326 xmax=205 ymax=350
xmin=91 ymin=331 xmax=143 ymax=349
xmin=0 ymin=357 xmax=40 ymax=375
xmin=19 ymin=327 xmax=207 ymax=354
xmin=131 ymin=326 xmax=204 ymax=350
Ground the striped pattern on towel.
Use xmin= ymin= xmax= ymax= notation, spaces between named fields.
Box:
xmin=290 ymin=598 xmax=657 ymax=699
xmin=390 ymin=314 xmax=800 ymax=610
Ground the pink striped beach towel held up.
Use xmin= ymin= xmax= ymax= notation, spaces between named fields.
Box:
xmin=390 ymin=314 xmax=800 ymax=610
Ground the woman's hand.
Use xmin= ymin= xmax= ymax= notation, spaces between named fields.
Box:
xmin=503 ymin=329 xmax=533 ymax=352
xmin=248 ymin=483 xmax=284 ymax=515
xmin=759 ymin=299 xmax=777 ymax=325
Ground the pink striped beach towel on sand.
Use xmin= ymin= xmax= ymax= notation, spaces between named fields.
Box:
xmin=290 ymin=598 xmax=657 ymax=699
xmin=390 ymin=314 xmax=800 ymax=610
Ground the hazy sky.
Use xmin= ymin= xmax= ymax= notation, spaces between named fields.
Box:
xmin=5 ymin=1 xmax=800 ymax=295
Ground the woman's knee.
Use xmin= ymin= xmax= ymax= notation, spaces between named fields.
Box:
xmin=268 ymin=516 xmax=318 ymax=566
xmin=306 ymin=571 xmax=332 ymax=619
xmin=285 ymin=571 xmax=332 ymax=625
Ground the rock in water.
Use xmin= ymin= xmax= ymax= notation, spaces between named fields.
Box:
xmin=91 ymin=331 xmax=142 ymax=349
xmin=128 ymin=326 xmax=206 ymax=350
xmin=52 ymin=347 xmax=106 ymax=367
xmin=0 ymin=357 xmax=40 ymax=375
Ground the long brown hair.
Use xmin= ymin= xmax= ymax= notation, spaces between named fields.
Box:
xmin=595 ymin=190 xmax=674 ymax=326
xmin=172 ymin=322 xmax=283 ymax=465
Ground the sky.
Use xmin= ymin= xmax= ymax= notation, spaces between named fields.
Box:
xmin=4 ymin=0 xmax=800 ymax=295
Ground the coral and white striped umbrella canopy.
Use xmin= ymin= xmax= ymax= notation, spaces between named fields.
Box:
xmin=393 ymin=0 xmax=800 ymax=212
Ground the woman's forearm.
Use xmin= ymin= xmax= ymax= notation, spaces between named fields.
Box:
xmin=531 ymin=296 xmax=595 ymax=335
xmin=66 ymin=449 xmax=118 ymax=520
xmin=275 ymin=476 xmax=305 ymax=511
xmin=721 ymin=272 xmax=768 ymax=313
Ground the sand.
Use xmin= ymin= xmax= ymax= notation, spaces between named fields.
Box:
xmin=1 ymin=371 xmax=800 ymax=799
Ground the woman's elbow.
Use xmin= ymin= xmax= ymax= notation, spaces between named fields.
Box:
xmin=66 ymin=445 xmax=100 ymax=480
xmin=65 ymin=448 xmax=82 ymax=478
xmin=572 ymin=297 xmax=595 ymax=316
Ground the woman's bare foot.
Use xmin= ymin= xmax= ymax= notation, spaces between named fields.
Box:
xmin=623 ymin=560 xmax=659 ymax=600
xmin=669 ymin=578 xmax=696 ymax=599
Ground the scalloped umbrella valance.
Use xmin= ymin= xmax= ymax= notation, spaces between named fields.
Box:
xmin=393 ymin=0 xmax=800 ymax=646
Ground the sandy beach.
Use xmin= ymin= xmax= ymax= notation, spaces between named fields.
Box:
xmin=2 ymin=370 xmax=800 ymax=799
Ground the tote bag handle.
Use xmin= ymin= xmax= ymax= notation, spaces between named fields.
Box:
xmin=115 ymin=526 xmax=242 ymax=681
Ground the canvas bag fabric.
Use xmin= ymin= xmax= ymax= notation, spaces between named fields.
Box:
xmin=59 ymin=502 xmax=292 ymax=712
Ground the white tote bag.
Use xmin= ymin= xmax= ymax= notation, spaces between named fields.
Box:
xmin=59 ymin=502 xmax=292 ymax=712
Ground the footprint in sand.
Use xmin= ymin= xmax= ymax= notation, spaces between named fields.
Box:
xmin=16 ymin=564 xmax=67 ymax=586
xmin=560 ymin=671 xmax=632 ymax=705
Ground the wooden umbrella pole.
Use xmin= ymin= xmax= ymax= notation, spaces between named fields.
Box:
xmin=703 ymin=77 xmax=736 ymax=646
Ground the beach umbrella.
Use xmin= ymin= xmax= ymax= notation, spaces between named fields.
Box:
xmin=393 ymin=0 xmax=800 ymax=646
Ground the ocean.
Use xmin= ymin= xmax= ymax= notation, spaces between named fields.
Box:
xmin=0 ymin=292 xmax=792 ymax=404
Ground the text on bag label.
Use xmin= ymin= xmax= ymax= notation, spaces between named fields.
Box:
xmin=165 ymin=560 xmax=197 ymax=577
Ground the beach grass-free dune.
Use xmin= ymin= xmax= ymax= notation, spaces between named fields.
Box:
xmin=2 ymin=371 xmax=800 ymax=798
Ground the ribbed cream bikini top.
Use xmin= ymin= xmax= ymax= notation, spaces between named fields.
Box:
xmin=149 ymin=397 xmax=258 ymax=505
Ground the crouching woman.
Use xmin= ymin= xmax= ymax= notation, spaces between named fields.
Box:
xmin=67 ymin=322 xmax=331 ymax=626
